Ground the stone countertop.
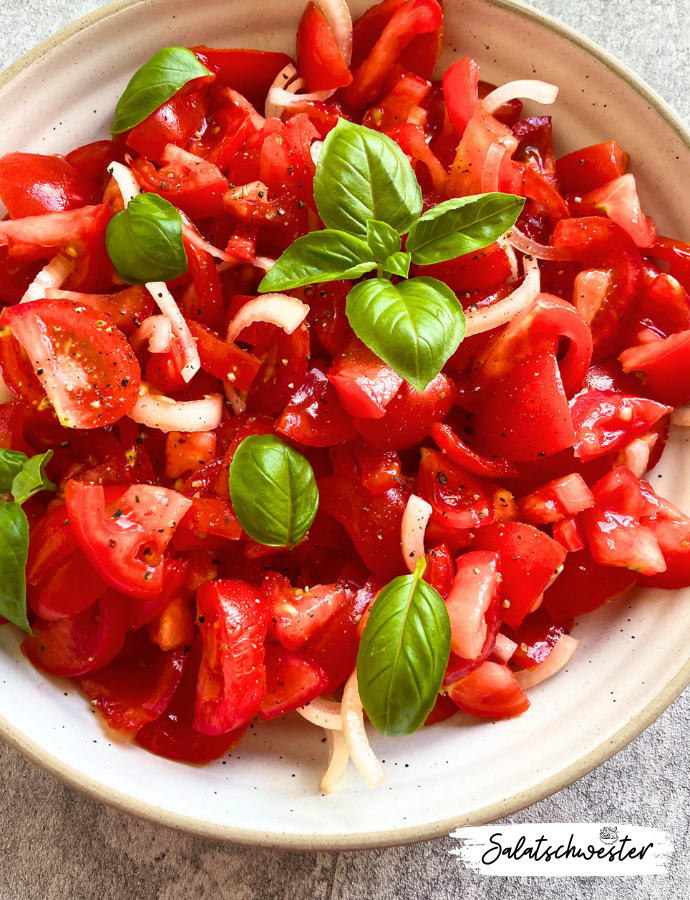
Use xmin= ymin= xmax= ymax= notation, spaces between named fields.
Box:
xmin=1 ymin=1 xmax=689 ymax=897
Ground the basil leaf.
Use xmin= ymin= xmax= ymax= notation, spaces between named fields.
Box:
xmin=314 ymin=120 xmax=422 ymax=239
xmin=366 ymin=220 xmax=401 ymax=263
xmin=383 ymin=251 xmax=411 ymax=279
xmin=258 ymin=230 xmax=376 ymax=292
xmin=346 ymin=276 xmax=466 ymax=392
xmin=406 ymin=193 xmax=525 ymax=266
xmin=0 ymin=449 xmax=28 ymax=493
xmin=229 ymin=434 xmax=318 ymax=548
xmin=106 ymin=193 xmax=188 ymax=285
xmin=357 ymin=558 xmax=450 ymax=736
xmin=0 ymin=499 xmax=31 ymax=633
xmin=11 ymin=450 xmax=56 ymax=506
xmin=112 ymin=47 xmax=210 ymax=134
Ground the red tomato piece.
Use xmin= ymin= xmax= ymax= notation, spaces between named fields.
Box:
xmin=65 ymin=137 xmax=129 ymax=185
xmin=130 ymin=145 xmax=228 ymax=220
xmin=619 ymin=331 xmax=690 ymax=407
xmin=424 ymin=692 xmax=460 ymax=726
xmin=569 ymin=390 xmax=671 ymax=461
xmin=552 ymin=514 xmax=586 ymax=552
xmin=28 ymin=548 xmax=108 ymax=620
xmin=329 ymin=338 xmax=403 ymax=419
xmin=423 ymin=543 xmax=455 ymax=599
xmin=447 ymin=660 xmax=529 ymax=719
xmin=634 ymin=270 xmax=690 ymax=340
xmin=354 ymin=372 xmax=456 ymax=450
xmin=648 ymin=236 xmax=690 ymax=295
xmin=470 ymin=522 xmax=566 ymax=629
xmin=418 ymin=447 xmax=494 ymax=531
xmin=430 ymin=423 xmax=519 ymax=478
xmin=193 ymin=579 xmax=268 ymax=735
xmin=363 ymin=69 xmax=431 ymax=133
xmin=276 ymin=366 xmax=358 ymax=447
xmin=165 ymin=431 xmax=217 ymax=480
xmin=556 ymin=141 xmax=628 ymax=194
xmin=65 ymin=482 xmax=192 ymax=599
xmin=520 ymin=165 xmax=569 ymax=223
xmin=149 ymin=594 xmax=194 ymax=651
xmin=349 ymin=438 xmax=402 ymax=495
xmin=568 ymin=174 xmax=656 ymax=249
xmin=22 ymin=589 xmax=128 ymax=677
xmin=193 ymin=47 xmax=294 ymax=111
xmin=502 ymin=606 xmax=574 ymax=671
xmin=179 ymin=239 xmax=226 ymax=332
xmin=445 ymin=551 xmax=500 ymax=660
xmin=260 ymin=644 xmax=329 ymax=720
xmin=135 ymin=636 xmax=248 ymax=764
xmin=262 ymin=572 xmax=348 ymax=651
xmin=245 ymin=321 xmax=310 ymax=416
xmin=442 ymin=57 xmax=480 ymax=137
xmin=632 ymin=480 xmax=690 ymax=589
xmin=126 ymin=558 xmax=189 ymax=632
xmin=48 ymin=285 xmax=154 ymax=337
xmin=178 ymin=497 xmax=243 ymax=541
xmin=307 ymin=280 xmax=354 ymax=358
xmin=0 ymin=152 xmax=101 ymax=218
xmin=76 ymin=630 xmax=186 ymax=732
xmin=413 ymin=242 xmax=512 ymax=295
xmin=1 ymin=298 xmax=140 ymax=429
xmin=26 ymin=503 xmax=79 ymax=586
xmin=542 ymin=545 xmax=637 ymax=618
xmin=517 ymin=473 xmax=594 ymax=525
xmin=297 ymin=2 xmax=353 ymax=92
xmin=188 ymin=103 xmax=252 ymax=171
xmin=512 ymin=116 xmax=558 ymax=189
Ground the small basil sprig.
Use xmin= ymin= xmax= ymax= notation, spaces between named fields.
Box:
xmin=0 ymin=449 xmax=57 ymax=633
xmin=357 ymin=557 xmax=451 ymax=737
xmin=258 ymin=119 xmax=525 ymax=390
xmin=106 ymin=193 xmax=188 ymax=285
xmin=229 ymin=434 xmax=318 ymax=548
xmin=112 ymin=47 xmax=210 ymax=134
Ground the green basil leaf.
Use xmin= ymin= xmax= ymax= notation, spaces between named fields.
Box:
xmin=366 ymin=220 xmax=401 ymax=263
xmin=346 ymin=276 xmax=466 ymax=392
xmin=11 ymin=450 xmax=56 ymax=506
xmin=357 ymin=558 xmax=450 ymax=736
xmin=112 ymin=47 xmax=210 ymax=134
xmin=0 ymin=449 xmax=28 ymax=494
xmin=383 ymin=251 xmax=411 ymax=279
xmin=0 ymin=499 xmax=31 ymax=634
xmin=258 ymin=230 xmax=376 ymax=293
xmin=405 ymin=193 xmax=525 ymax=266
xmin=106 ymin=193 xmax=188 ymax=285
xmin=229 ymin=434 xmax=318 ymax=548
xmin=314 ymin=120 xmax=422 ymax=239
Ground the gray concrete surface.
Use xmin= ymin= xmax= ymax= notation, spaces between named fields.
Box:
xmin=1 ymin=1 xmax=690 ymax=898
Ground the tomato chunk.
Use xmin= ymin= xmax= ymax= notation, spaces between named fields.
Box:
xmin=447 ymin=660 xmax=529 ymax=719
xmin=542 ymin=545 xmax=637 ymax=618
xmin=297 ymin=2 xmax=353 ymax=92
xmin=276 ymin=366 xmax=358 ymax=447
xmin=569 ymin=390 xmax=670 ymax=462
xmin=329 ymin=338 xmax=402 ymax=420
xmin=262 ymin=572 xmax=348 ymax=651
xmin=556 ymin=141 xmax=628 ymax=194
xmin=445 ymin=551 xmax=500 ymax=660
xmin=0 ymin=152 xmax=101 ymax=218
xmin=260 ymin=644 xmax=329 ymax=720
xmin=517 ymin=473 xmax=594 ymax=524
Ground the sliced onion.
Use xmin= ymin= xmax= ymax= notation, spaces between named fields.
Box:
xmin=253 ymin=256 xmax=277 ymax=272
xmin=515 ymin=634 xmax=581 ymax=690
xmin=107 ymin=160 xmax=140 ymax=206
xmin=128 ymin=391 xmax=224 ymax=434
xmin=573 ymin=268 xmax=612 ymax=325
xmin=483 ymin=79 xmax=559 ymax=115
xmin=401 ymin=494 xmax=432 ymax=573
xmin=507 ymin=226 xmax=571 ymax=261
xmin=223 ymin=382 xmax=247 ymax=416
xmin=341 ymin=670 xmax=385 ymax=789
xmin=316 ymin=0 xmax=353 ymax=66
xmin=311 ymin=141 xmax=324 ymax=165
xmin=0 ymin=372 xmax=13 ymax=404
xmin=226 ymin=294 xmax=309 ymax=343
xmin=146 ymin=282 xmax=200 ymax=382
xmin=265 ymin=64 xmax=334 ymax=118
xmin=21 ymin=254 xmax=74 ymax=303
xmin=493 ymin=632 xmax=518 ymax=664
xmin=138 ymin=315 xmax=173 ymax=354
xmin=618 ymin=438 xmax=651 ymax=478
xmin=179 ymin=212 xmax=235 ymax=262
xmin=480 ymin=142 xmax=507 ymax=194
xmin=465 ymin=254 xmax=540 ymax=336
xmin=297 ymin=695 xmax=343 ymax=730
xmin=321 ymin=729 xmax=350 ymax=794
xmin=671 ymin=406 xmax=690 ymax=426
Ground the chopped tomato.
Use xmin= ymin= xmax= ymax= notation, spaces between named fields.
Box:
xmin=447 ymin=660 xmax=529 ymax=719
xmin=65 ymin=137 xmax=129 ymax=185
xmin=543 ymin=545 xmax=637 ymax=618
xmin=188 ymin=102 xmax=252 ymax=171
xmin=165 ymin=431 xmax=217 ymax=480
xmin=442 ymin=57 xmax=480 ymax=137
xmin=430 ymin=423 xmax=518 ymax=478
xmin=423 ymin=543 xmax=455 ymax=599
xmin=329 ymin=338 xmax=403 ymax=420
xmin=556 ymin=141 xmax=629 ymax=194
xmin=0 ymin=152 xmax=101 ymax=218
xmin=193 ymin=46 xmax=294 ymax=111
xmin=502 ymin=606 xmax=573 ymax=671
xmin=260 ymin=644 xmax=328 ymax=720
xmin=262 ymin=573 xmax=347 ymax=650
xmin=28 ymin=548 xmax=108 ymax=620
xmin=569 ymin=389 xmax=670 ymax=461
xmin=349 ymin=438 xmax=402 ymax=495
xmin=130 ymin=144 xmax=228 ymax=220
xmin=245 ymin=320 xmax=310 ymax=416
xmin=185 ymin=319 xmax=260 ymax=391
xmin=297 ymin=2 xmax=353 ymax=92
xmin=445 ymin=551 xmax=500 ymax=660
xmin=517 ymin=473 xmax=594 ymax=524
xmin=568 ymin=174 xmax=656 ymax=248
xmin=276 ymin=366 xmax=358 ymax=447
xmin=619 ymin=331 xmax=690 ymax=407
xmin=418 ymin=447 xmax=494 ymax=531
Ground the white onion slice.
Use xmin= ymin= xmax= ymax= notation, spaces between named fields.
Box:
xmin=483 ymin=79 xmax=559 ymax=115
xmin=321 ymin=729 xmax=350 ymax=794
xmin=311 ymin=141 xmax=324 ymax=165
xmin=226 ymin=294 xmax=309 ymax=343
xmin=614 ymin=437 xmax=652 ymax=478
xmin=138 ymin=315 xmax=173 ymax=354
xmin=107 ymin=161 xmax=140 ymax=206
xmin=480 ymin=142 xmax=506 ymax=194
xmin=341 ymin=671 xmax=385 ymax=789
xmin=671 ymin=406 xmax=690 ymax=426
xmin=401 ymin=494 xmax=432 ymax=573
xmin=179 ymin=212 xmax=234 ymax=262
xmin=507 ymin=227 xmax=570 ymax=261
xmin=21 ymin=254 xmax=74 ymax=303
xmin=146 ymin=282 xmax=200 ymax=382
xmin=515 ymin=634 xmax=580 ymax=690
xmin=265 ymin=64 xmax=334 ymax=118
xmin=493 ymin=632 xmax=518 ymax=664
xmin=128 ymin=392 xmax=224 ymax=434
xmin=0 ymin=372 xmax=13 ymax=404
xmin=465 ymin=254 xmax=540 ymax=337
xmin=297 ymin=696 xmax=343 ymax=730
xmin=316 ymin=0 xmax=353 ymax=66
xmin=253 ymin=256 xmax=277 ymax=272
xmin=223 ymin=382 xmax=247 ymax=416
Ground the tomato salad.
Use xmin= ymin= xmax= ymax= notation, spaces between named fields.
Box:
xmin=1 ymin=0 xmax=690 ymax=793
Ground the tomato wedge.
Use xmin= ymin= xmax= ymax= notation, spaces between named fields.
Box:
xmin=259 ymin=644 xmax=329 ymax=720
xmin=447 ymin=660 xmax=530 ymax=719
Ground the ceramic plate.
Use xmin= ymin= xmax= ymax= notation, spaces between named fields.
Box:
xmin=1 ymin=0 xmax=690 ymax=851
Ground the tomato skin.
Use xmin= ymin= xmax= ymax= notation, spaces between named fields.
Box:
xmin=418 ymin=447 xmax=494 ymax=531
xmin=259 ymin=644 xmax=329 ymax=720
xmin=424 ymin=692 xmax=460 ymax=726
xmin=26 ymin=503 xmax=79 ymax=586
xmin=632 ymin=481 xmax=690 ymax=589
xmin=330 ymin=338 xmax=403 ymax=419
xmin=349 ymin=438 xmax=401 ymax=495
xmin=28 ymin=548 xmax=108 ymax=620
xmin=442 ymin=57 xmax=480 ymax=137
xmin=76 ymin=630 xmax=186 ymax=732
xmin=276 ymin=366 xmax=358 ymax=447
xmin=542 ymin=545 xmax=637 ymax=618
xmin=502 ymin=606 xmax=573 ymax=671
xmin=130 ymin=145 xmax=228 ymax=220
xmin=22 ymin=589 xmax=128 ymax=677
xmin=193 ymin=47 xmax=294 ymax=111
xmin=513 ymin=116 xmax=558 ymax=188
xmin=556 ymin=141 xmax=628 ymax=195
xmin=619 ymin=331 xmax=690 ymax=407
xmin=50 ymin=285 xmax=154 ymax=338
xmin=430 ymin=423 xmax=518 ymax=478
xmin=423 ymin=543 xmax=455 ymax=599
xmin=297 ymin=2 xmax=353 ymax=92
xmin=445 ymin=551 xmax=500 ymax=660
xmin=1 ymin=298 xmax=141 ymax=429
xmin=135 ymin=636 xmax=248 ymax=764
xmin=568 ymin=174 xmax=656 ymax=249
xmin=569 ymin=390 xmax=670 ymax=461
xmin=470 ymin=522 xmax=566 ymax=629
xmin=127 ymin=558 xmax=189 ymax=632
xmin=188 ymin=102 xmax=252 ymax=171
xmin=353 ymin=373 xmax=456 ymax=451
xmin=413 ymin=243 xmax=512 ymax=295
xmin=66 ymin=138 xmax=129 ymax=185
xmin=193 ymin=579 xmax=268 ymax=735
xmin=517 ymin=473 xmax=594 ymax=525
xmin=447 ymin=660 xmax=529 ymax=719
xmin=363 ymin=69 xmax=431 ymax=133
xmin=262 ymin=573 xmax=348 ymax=650
xmin=184 ymin=319 xmax=260 ymax=392
xmin=448 ymin=102 xmax=518 ymax=198
xmin=245 ymin=321 xmax=310 ymax=416
xmin=648 ymin=236 xmax=690 ymax=295
xmin=0 ymin=152 xmax=101 ymax=218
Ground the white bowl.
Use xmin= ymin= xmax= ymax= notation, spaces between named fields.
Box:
xmin=1 ymin=0 xmax=690 ymax=851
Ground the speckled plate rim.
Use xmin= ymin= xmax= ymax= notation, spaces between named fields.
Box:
xmin=1 ymin=0 xmax=690 ymax=852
